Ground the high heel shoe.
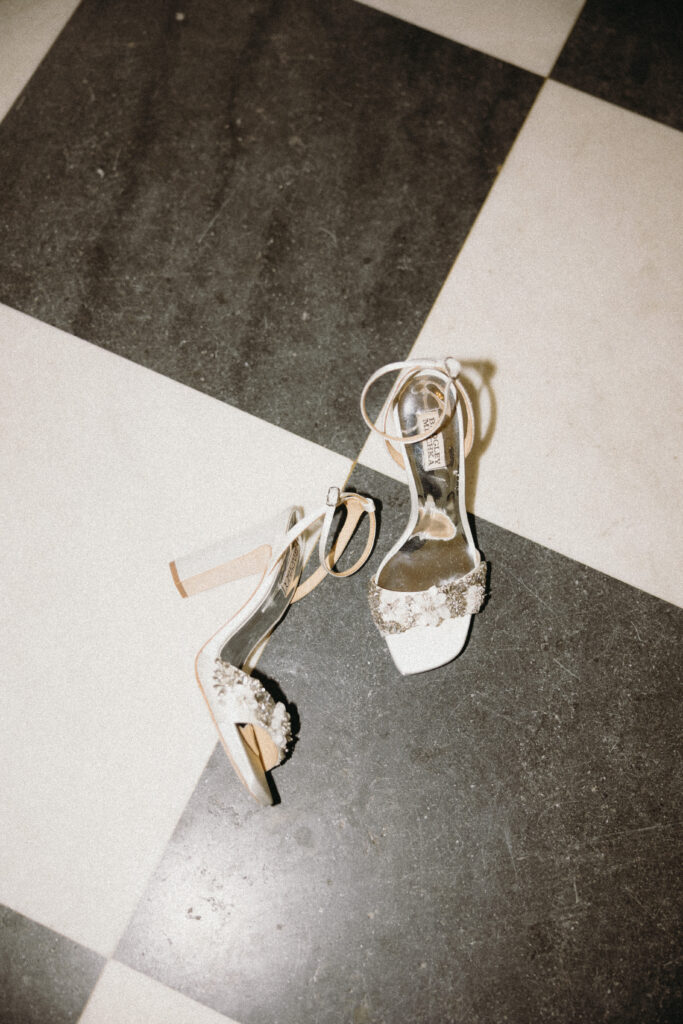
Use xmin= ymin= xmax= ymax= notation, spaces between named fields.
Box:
xmin=170 ymin=487 xmax=376 ymax=805
xmin=360 ymin=358 xmax=487 ymax=675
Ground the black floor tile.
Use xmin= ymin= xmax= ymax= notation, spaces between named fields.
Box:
xmin=552 ymin=0 xmax=683 ymax=131
xmin=0 ymin=905 xmax=104 ymax=1024
xmin=115 ymin=466 xmax=682 ymax=1024
xmin=0 ymin=0 xmax=539 ymax=457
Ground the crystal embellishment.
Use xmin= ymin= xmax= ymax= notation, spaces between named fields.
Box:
xmin=211 ymin=660 xmax=291 ymax=763
xmin=368 ymin=562 xmax=487 ymax=636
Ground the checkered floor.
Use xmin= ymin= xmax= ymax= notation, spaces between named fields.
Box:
xmin=1 ymin=2 xmax=681 ymax=1021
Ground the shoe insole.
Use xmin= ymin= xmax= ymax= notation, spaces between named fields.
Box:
xmin=217 ymin=509 xmax=303 ymax=770
xmin=219 ymin=509 xmax=303 ymax=669
xmin=378 ymin=372 xmax=476 ymax=592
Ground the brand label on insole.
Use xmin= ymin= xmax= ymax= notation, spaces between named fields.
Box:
xmin=416 ymin=410 xmax=447 ymax=471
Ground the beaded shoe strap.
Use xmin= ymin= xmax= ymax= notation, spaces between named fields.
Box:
xmin=368 ymin=562 xmax=488 ymax=637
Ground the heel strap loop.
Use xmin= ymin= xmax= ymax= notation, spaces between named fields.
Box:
xmin=291 ymin=490 xmax=376 ymax=601
xmin=360 ymin=358 xmax=474 ymax=469
xmin=260 ymin=490 xmax=375 ymax=603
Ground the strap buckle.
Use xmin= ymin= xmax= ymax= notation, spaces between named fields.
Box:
xmin=326 ymin=485 xmax=341 ymax=507
xmin=444 ymin=356 xmax=462 ymax=380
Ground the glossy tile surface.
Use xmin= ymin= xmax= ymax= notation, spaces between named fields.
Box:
xmin=0 ymin=0 xmax=539 ymax=457
xmin=552 ymin=0 xmax=683 ymax=130
xmin=0 ymin=905 xmax=103 ymax=1024
xmin=116 ymin=466 xmax=682 ymax=1024
xmin=356 ymin=0 xmax=586 ymax=75
xmin=361 ymin=81 xmax=683 ymax=607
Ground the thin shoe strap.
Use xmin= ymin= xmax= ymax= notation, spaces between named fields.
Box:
xmin=292 ymin=491 xmax=376 ymax=602
xmin=360 ymin=358 xmax=474 ymax=468
xmin=265 ymin=487 xmax=376 ymax=603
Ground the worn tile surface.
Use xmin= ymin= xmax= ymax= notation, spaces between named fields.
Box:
xmin=0 ymin=0 xmax=82 ymax=122
xmin=79 ymin=961 xmax=241 ymax=1024
xmin=0 ymin=905 xmax=104 ymax=1024
xmin=0 ymin=0 xmax=539 ymax=458
xmin=0 ymin=303 xmax=351 ymax=958
xmin=361 ymin=80 xmax=683 ymax=608
xmin=1 ymin=0 xmax=681 ymax=1021
xmin=356 ymin=0 xmax=586 ymax=75
xmin=552 ymin=0 xmax=683 ymax=130
xmin=115 ymin=467 xmax=682 ymax=1024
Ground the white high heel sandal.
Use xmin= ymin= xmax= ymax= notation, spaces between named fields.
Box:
xmin=361 ymin=358 xmax=487 ymax=675
xmin=170 ymin=487 xmax=376 ymax=805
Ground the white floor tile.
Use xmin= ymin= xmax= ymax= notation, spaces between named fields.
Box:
xmin=360 ymin=82 xmax=683 ymax=608
xmin=0 ymin=304 xmax=352 ymax=956
xmin=79 ymin=961 xmax=240 ymax=1024
xmin=355 ymin=0 xmax=584 ymax=75
xmin=0 ymin=0 xmax=82 ymax=123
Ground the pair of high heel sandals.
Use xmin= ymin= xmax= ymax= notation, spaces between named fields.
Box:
xmin=170 ymin=358 xmax=488 ymax=804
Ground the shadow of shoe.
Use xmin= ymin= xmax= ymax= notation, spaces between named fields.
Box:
xmin=459 ymin=358 xmax=497 ymax=509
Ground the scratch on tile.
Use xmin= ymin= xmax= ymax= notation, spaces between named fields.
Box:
xmin=497 ymin=565 xmax=557 ymax=617
xmin=553 ymin=657 xmax=580 ymax=680
xmin=196 ymin=196 xmax=231 ymax=246
xmin=469 ymin=692 xmax=528 ymax=727
xmin=624 ymin=885 xmax=645 ymax=910
xmin=502 ymin=824 xmax=520 ymax=884
xmin=594 ymin=821 xmax=676 ymax=844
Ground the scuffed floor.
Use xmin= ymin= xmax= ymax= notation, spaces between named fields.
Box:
xmin=0 ymin=1 xmax=681 ymax=1021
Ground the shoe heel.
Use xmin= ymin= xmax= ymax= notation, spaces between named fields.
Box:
xmin=170 ymin=509 xmax=298 ymax=598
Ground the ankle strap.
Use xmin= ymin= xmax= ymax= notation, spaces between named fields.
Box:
xmin=360 ymin=358 xmax=474 ymax=470
xmin=272 ymin=487 xmax=376 ymax=603
xmin=171 ymin=488 xmax=375 ymax=602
